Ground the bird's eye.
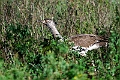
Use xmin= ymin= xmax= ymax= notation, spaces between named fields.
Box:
xmin=47 ymin=20 xmax=51 ymax=23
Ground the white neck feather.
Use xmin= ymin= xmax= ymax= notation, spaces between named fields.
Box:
xmin=47 ymin=21 xmax=63 ymax=39
xmin=50 ymin=25 xmax=62 ymax=38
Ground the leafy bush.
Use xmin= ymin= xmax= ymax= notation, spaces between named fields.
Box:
xmin=0 ymin=0 xmax=120 ymax=80
xmin=0 ymin=59 xmax=31 ymax=80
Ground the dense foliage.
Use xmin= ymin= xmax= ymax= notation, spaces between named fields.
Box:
xmin=0 ymin=0 xmax=120 ymax=80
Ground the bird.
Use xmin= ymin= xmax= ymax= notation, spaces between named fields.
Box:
xmin=40 ymin=18 xmax=108 ymax=56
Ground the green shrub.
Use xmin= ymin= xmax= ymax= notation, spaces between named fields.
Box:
xmin=0 ymin=0 xmax=120 ymax=80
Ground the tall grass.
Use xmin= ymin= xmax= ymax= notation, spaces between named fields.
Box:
xmin=0 ymin=0 xmax=120 ymax=80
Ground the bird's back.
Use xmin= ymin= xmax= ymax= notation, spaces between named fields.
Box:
xmin=70 ymin=34 xmax=107 ymax=47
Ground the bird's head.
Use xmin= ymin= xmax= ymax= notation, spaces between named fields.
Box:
xmin=41 ymin=19 xmax=56 ymax=27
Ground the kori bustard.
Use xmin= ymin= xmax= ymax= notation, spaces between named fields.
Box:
xmin=41 ymin=19 xmax=108 ymax=56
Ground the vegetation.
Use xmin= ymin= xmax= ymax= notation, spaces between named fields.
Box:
xmin=0 ymin=0 xmax=120 ymax=80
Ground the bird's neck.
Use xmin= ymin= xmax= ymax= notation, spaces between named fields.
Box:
xmin=49 ymin=25 xmax=63 ymax=39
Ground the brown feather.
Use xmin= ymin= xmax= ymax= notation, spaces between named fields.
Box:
xmin=70 ymin=34 xmax=107 ymax=47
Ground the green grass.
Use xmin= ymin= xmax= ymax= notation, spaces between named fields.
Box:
xmin=0 ymin=0 xmax=120 ymax=80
